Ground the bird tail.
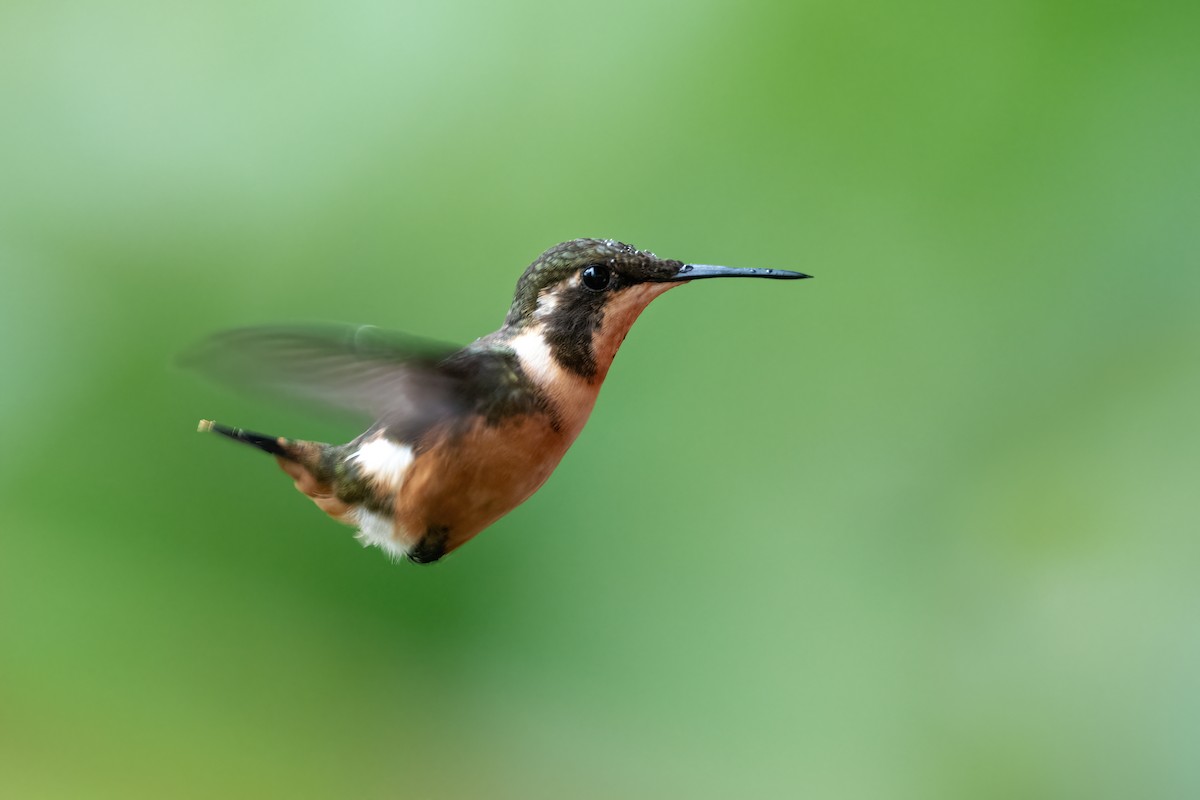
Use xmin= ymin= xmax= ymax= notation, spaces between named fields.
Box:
xmin=197 ymin=419 xmax=349 ymax=520
xmin=197 ymin=419 xmax=334 ymax=477
xmin=197 ymin=419 xmax=298 ymax=458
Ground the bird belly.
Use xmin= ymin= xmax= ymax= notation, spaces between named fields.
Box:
xmin=395 ymin=414 xmax=574 ymax=557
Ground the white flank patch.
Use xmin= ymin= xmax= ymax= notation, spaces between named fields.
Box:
xmin=354 ymin=508 xmax=409 ymax=560
xmin=350 ymin=437 xmax=414 ymax=490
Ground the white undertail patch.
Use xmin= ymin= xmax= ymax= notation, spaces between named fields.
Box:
xmin=354 ymin=508 xmax=409 ymax=560
xmin=347 ymin=437 xmax=415 ymax=559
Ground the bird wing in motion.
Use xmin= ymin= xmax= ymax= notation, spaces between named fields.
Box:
xmin=180 ymin=323 xmax=469 ymax=436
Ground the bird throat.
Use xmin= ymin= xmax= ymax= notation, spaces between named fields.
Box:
xmin=531 ymin=281 xmax=676 ymax=381
xmin=507 ymin=281 xmax=676 ymax=436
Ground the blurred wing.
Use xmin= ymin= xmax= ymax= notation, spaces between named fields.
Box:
xmin=180 ymin=323 xmax=466 ymax=427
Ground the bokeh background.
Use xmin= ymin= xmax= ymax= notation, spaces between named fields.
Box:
xmin=2 ymin=1 xmax=1198 ymax=797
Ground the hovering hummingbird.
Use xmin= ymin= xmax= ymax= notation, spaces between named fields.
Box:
xmin=188 ymin=239 xmax=810 ymax=564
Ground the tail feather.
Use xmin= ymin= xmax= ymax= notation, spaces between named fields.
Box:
xmin=198 ymin=419 xmax=292 ymax=458
xmin=198 ymin=419 xmax=350 ymax=521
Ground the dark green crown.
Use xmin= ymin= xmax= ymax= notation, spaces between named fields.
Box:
xmin=504 ymin=239 xmax=681 ymax=328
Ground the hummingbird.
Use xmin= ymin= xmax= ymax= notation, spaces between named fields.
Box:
xmin=187 ymin=239 xmax=810 ymax=564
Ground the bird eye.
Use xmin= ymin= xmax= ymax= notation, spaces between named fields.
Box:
xmin=580 ymin=264 xmax=612 ymax=291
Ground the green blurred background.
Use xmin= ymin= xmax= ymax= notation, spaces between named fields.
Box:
xmin=2 ymin=0 xmax=1198 ymax=797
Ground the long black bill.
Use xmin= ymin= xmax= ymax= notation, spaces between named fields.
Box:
xmin=669 ymin=264 xmax=812 ymax=281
